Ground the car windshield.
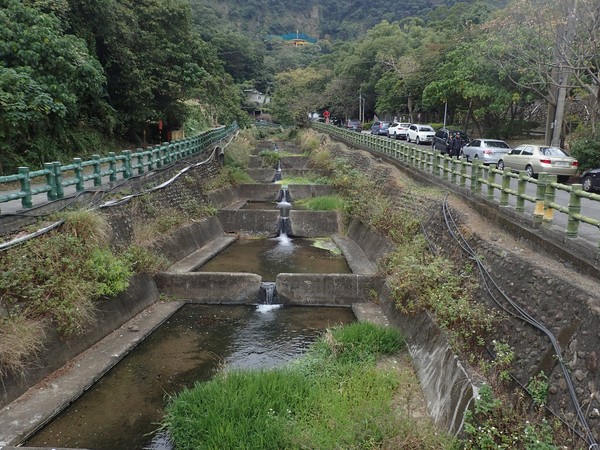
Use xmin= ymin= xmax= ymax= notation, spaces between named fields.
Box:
xmin=419 ymin=126 xmax=433 ymax=132
xmin=487 ymin=141 xmax=510 ymax=148
xmin=539 ymin=146 xmax=569 ymax=157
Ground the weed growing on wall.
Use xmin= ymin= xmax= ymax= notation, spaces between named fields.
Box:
xmin=257 ymin=149 xmax=281 ymax=168
xmin=0 ymin=210 xmax=134 ymax=377
xmin=295 ymin=195 xmax=347 ymax=211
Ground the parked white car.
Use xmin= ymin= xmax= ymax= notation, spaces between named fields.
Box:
xmin=387 ymin=122 xmax=411 ymax=140
xmin=406 ymin=124 xmax=435 ymax=144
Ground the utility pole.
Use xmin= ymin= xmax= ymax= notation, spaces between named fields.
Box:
xmin=549 ymin=0 xmax=577 ymax=147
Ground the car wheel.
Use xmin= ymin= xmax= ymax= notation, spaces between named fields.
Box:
xmin=497 ymin=160 xmax=505 ymax=171
xmin=394 ymin=132 xmax=399 ymax=140
xmin=416 ymin=136 xmax=421 ymax=145
xmin=526 ymin=165 xmax=535 ymax=178
xmin=407 ymin=135 xmax=411 ymax=143
xmin=582 ymin=176 xmax=593 ymax=192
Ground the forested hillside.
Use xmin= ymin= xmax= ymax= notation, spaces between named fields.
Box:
xmin=190 ymin=0 xmax=509 ymax=39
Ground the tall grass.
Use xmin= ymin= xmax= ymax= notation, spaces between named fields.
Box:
xmin=294 ymin=195 xmax=346 ymax=211
xmin=161 ymin=322 xmax=455 ymax=449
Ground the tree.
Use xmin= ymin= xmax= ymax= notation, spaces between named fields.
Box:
xmin=0 ymin=0 xmax=110 ymax=172
xmin=485 ymin=0 xmax=600 ymax=144
xmin=270 ymin=67 xmax=331 ymax=125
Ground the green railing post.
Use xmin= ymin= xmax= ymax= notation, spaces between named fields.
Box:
xmin=53 ymin=162 xmax=64 ymax=199
xmin=516 ymin=171 xmax=527 ymax=212
xmin=136 ymin=149 xmax=144 ymax=175
xmin=74 ymin=158 xmax=84 ymax=191
xmin=450 ymin=157 xmax=458 ymax=184
xmin=162 ymin=144 xmax=170 ymax=165
xmin=108 ymin=152 xmax=117 ymax=182
xmin=123 ymin=150 xmax=132 ymax=179
xmin=92 ymin=155 xmax=102 ymax=186
xmin=44 ymin=162 xmax=57 ymax=200
xmin=442 ymin=155 xmax=449 ymax=181
xmin=471 ymin=159 xmax=482 ymax=195
xmin=19 ymin=167 xmax=32 ymax=208
xmin=566 ymin=184 xmax=582 ymax=238
xmin=533 ymin=173 xmax=547 ymax=224
xmin=544 ymin=174 xmax=557 ymax=225
xmin=459 ymin=159 xmax=467 ymax=188
xmin=475 ymin=160 xmax=484 ymax=195
xmin=499 ymin=168 xmax=510 ymax=206
xmin=432 ymin=152 xmax=440 ymax=177
xmin=487 ymin=164 xmax=496 ymax=200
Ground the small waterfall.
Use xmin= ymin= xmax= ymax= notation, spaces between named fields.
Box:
xmin=278 ymin=217 xmax=293 ymax=239
xmin=273 ymin=160 xmax=282 ymax=182
xmin=258 ymin=282 xmax=278 ymax=304
xmin=277 ymin=186 xmax=292 ymax=203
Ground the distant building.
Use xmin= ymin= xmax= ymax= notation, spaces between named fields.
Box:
xmin=277 ymin=31 xmax=317 ymax=47
xmin=243 ymin=89 xmax=270 ymax=105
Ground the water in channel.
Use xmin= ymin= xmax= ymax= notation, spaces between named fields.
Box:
xmin=25 ymin=304 xmax=355 ymax=450
xmin=196 ymin=236 xmax=351 ymax=281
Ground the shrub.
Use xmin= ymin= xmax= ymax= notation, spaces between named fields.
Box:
xmin=569 ymin=133 xmax=600 ymax=171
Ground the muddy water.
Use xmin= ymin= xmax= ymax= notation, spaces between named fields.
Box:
xmin=196 ymin=236 xmax=351 ymax=281
xmin=25 ymin=304 xmax=355 ymax=450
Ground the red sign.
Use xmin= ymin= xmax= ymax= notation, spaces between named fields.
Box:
xmin=323 ymin=110 xmax=330 ymax=117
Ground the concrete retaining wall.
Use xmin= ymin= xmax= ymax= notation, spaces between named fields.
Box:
xmin=346 ymin=219 xmax=395 ymax=266
xmin=276 ymin=273 xmax=378 ymax=305
xmin=154 ymin=272 xmax=262 ymax=303
xmin=218 ymin=209 xmax=280 ymax=235
xmin=379 ymin=283 xmax=479 ymax=435
xmin=151 ymin=216 xmax=228 ymax=264
xmin=289 ymin=210 xmax=340 ymax=237
xmin=0 ymin=273 xmax=159 ymax=408
xmin=247 ymin=169 xmax=276 ymax=182
xmin=287 ymin=185 xmax=334 ymax=200
xmin=281 ymin=156 xmax=310 ymax=169
xmin=235 ymin=184 xmax=282 ymax=201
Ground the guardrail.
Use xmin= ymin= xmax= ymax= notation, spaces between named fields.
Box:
xmin=312 ymin=122 xmax=600 ymax=249
xmin=0 ymin=123 xmax=238 ymax=213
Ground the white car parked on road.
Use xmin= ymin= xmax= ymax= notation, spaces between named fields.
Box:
xmin=406 ymin=124 xmax=435 ymax=145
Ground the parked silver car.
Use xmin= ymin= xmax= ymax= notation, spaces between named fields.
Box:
xmin=461 ymin=139 xmax=511 ymax=164
xmin=497 ymin=144 xmax=579 ymax=181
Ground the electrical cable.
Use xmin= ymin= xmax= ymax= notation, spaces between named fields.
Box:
xmin=440 ymin=193 xmax=598 ymax=449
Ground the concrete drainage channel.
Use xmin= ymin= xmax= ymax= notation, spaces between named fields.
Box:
xmin=0 ymin=142 xmax=477 ymax=449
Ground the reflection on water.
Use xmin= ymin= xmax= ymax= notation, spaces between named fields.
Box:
xmin=197 ymin=237 xmax=350 ymax=281
xmin=25 ymin=304 xmax=355 ymax=450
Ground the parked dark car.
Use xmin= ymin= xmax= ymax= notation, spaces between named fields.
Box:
xmin=345 ymin=119 xmax=362 ymax=132
xmin=432 ymin=128 xmax=470 ymax=153
xmin=579 ymin=168 xmax=600 ymax=192
xmin=370 ymin=121 xmax=391 ymax=136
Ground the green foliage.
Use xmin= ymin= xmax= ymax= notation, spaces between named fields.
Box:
xmin=527 ymin=372 xmax=549 ymax=407
xmin=122 ymin=245 xmax=169 ymax=274
xmin=463 ymin=384 xmax=558 ymax=449
xmin=310 ymin=322 xmax=405 ymax=365
xmin=0 ymin=210 xmax=133 ymax=336
xmin=569 ymin=133 xmax=600 ymax=171
xmin=87 ymin=248 xmax=132 ymax=297
xmin=258 ymin=150 xmax=282 ymax=168
xmin=0 ymin=0 xmax=114 ymax=173
xmin=295 ymin=195 xmax=347 ymax=211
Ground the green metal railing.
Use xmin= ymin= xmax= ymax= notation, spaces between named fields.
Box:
xmin=312 ymin=122 xmax=600 ymax=248
xmin=0 ymin=123 xmax=238 ymax=213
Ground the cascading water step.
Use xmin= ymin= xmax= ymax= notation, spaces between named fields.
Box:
xmin=258 ymin=281 xmax=278 ymax=304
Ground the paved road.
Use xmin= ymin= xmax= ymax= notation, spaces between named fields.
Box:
xmin=362 ymin=133 xmax=600 ymax=250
